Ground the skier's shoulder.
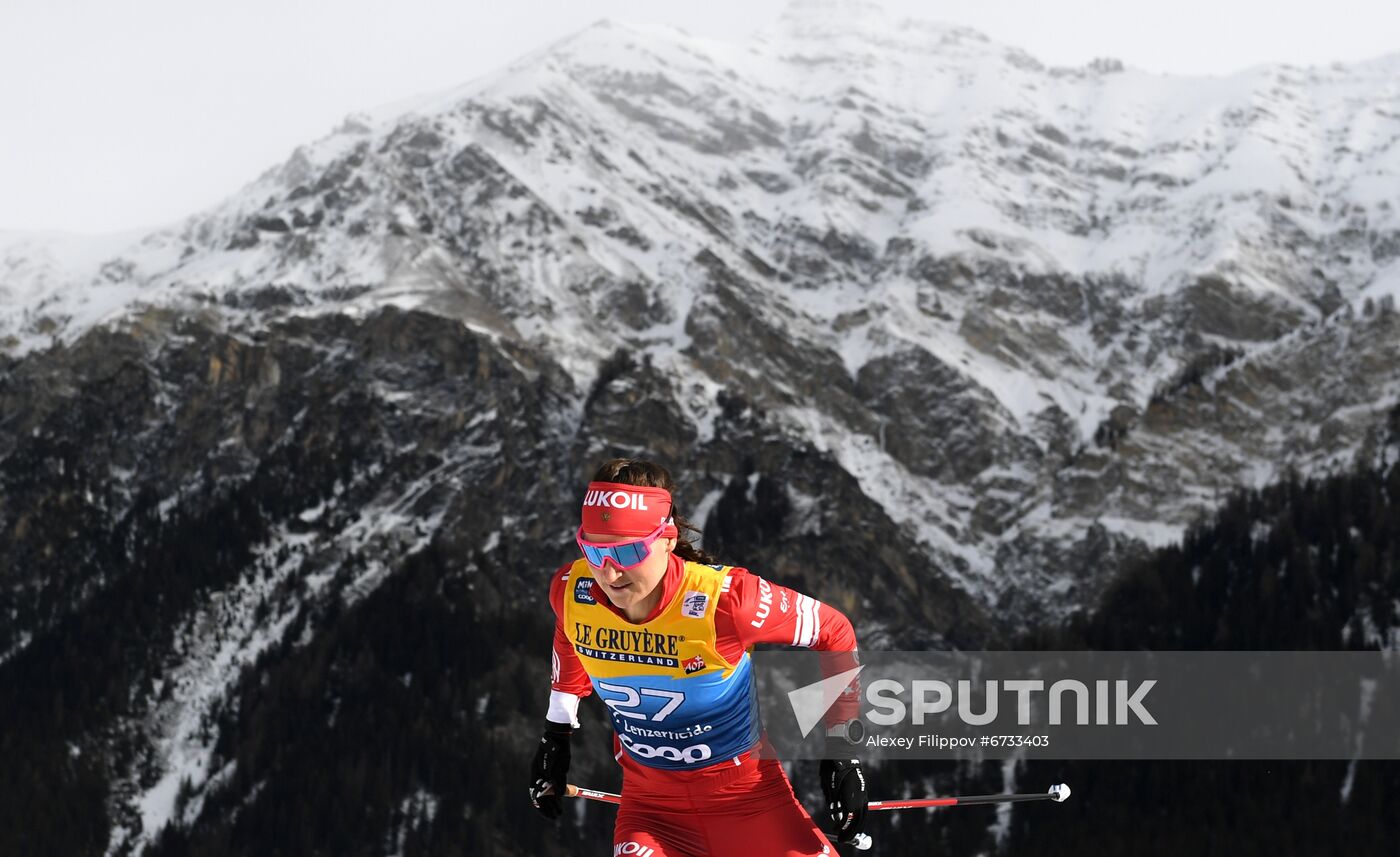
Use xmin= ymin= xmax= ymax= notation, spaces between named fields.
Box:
xmin=550 ymin=560 xmax=576 ymax=587
xmin=548 ymin=560 xmax=583 ymax=615
xmin=680 ymin=557 xmax=748 ymax=582
xmin=695 ymin=562 xmax=758 ymax=606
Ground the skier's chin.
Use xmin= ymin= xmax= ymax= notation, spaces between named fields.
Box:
xmin=599 ymin=580 xmax=635 ymax=606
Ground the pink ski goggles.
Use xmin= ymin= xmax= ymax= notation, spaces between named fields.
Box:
xmin=575 ymin=521 xmax=670 ymax=570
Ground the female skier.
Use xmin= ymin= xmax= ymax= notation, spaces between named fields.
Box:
xmin=528 ymin=458 xmax=867 ymax=856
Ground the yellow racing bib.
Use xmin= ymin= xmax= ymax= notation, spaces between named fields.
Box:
xmin=562 ymin=559 xmax=759 ymax=769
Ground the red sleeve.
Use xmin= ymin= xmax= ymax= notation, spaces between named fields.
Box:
xmin=716 ymin=568 xmax=859 ymax=653
xmin=549 ymin=566 xmax=592 ymax=698
xmin=715 ymin=569 xmax=860 ymax=725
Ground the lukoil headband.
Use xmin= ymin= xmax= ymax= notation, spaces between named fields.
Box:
xmin=580 ymin=481 xmax=677 ymax=538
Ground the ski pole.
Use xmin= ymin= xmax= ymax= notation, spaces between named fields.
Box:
xmin=868 ymin=783 xmax=1071 ymax=811
xmin=564 ymin=784 xmax=875 ymax=851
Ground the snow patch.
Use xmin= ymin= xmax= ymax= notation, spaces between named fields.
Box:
xmin=108 ymin=525 xmax=317 ymax=857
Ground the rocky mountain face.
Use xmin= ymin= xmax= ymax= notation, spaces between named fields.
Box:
xmin=3 ymin=0 xmax=1400 ymax=852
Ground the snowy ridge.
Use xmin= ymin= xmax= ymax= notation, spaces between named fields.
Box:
xmin=104 ymin=525 xmax=317 ymax=857
xmin=5 ymin=1 xmax=1400 ymax=617
xmin=103 ymin=435 xmax=465 ymax=855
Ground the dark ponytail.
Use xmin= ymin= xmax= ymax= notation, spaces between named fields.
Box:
xmin=590 ymin=458 xmax=720 ymax=566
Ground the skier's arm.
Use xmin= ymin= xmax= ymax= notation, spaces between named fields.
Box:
xmin=546 ymin=567 xmax=592 ymax=727
xmin=531 ymin=567 xmax=590 ymax=819
xmin=717 ymin=569 xmax=860 ymax=726
xmin=718 ymin=571 xmax=869 ymax=843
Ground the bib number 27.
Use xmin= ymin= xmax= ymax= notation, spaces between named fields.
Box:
xmin=597 ymin=682 xmax=684 ymax=722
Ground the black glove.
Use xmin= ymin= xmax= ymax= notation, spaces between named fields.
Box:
xmin=820 ymin=756 xmax=868 ymax=844
xmin=528 ymin=720 xmax=573 ymax=819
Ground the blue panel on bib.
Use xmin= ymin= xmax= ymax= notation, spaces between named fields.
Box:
xmin=591 ymin=654 xmax=760 ymax=770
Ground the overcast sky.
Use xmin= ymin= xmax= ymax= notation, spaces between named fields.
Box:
xmin=2 ymin=0 xmax=1397 ymax=234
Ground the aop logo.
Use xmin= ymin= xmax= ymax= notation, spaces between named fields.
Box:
xmin=614 ymin=842 xmax=656 ymax=857
xmin=584 ymin=490 xmax=651 ymax=510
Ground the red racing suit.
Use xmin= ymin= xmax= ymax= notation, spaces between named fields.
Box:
xmin=547 ymin=553 xmax=859 ymax=857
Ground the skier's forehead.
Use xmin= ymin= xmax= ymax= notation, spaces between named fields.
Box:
xmin=581 ymin=531 xmax=629 ymax=544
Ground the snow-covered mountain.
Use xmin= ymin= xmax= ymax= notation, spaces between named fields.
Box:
xmin=8 ymin=0 xmax=1400 ymax=616
xmin=6 ymin=2 xmax=1400 ymax=620
xmin=3 ymin=4 xmax=1400 ymax=851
